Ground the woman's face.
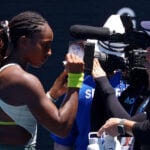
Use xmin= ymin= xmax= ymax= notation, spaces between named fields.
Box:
xmin=25 ymin=23 xmax=53 ymax=67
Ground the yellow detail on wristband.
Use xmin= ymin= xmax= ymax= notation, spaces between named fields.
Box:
xmin=67 ymin=73 xmax=84 ymax=88
xmin=0 ymin=121 xmax=16 ymax=125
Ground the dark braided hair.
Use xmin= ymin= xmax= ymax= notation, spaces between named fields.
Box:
xmin=9 ymin=11 xmax=47 ymax=47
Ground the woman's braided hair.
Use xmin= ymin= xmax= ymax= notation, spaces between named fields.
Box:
xmin=9 ymin=11 xmax=47 ymax=47
xmin=0 ymin=11 xmax=49 ymax=63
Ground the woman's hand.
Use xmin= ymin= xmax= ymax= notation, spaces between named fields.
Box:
xmin=92 ymin=58 xmax=106 ymax=79
xmin=65 ymin=53 xmax=84 ymax=73
xmin=97 ymin=118 xmax=121 ymax=137
xmin=49 ymin=53 xmax=84 ymax=99
xmin=97 ymin=118 xmax=136 ymax=137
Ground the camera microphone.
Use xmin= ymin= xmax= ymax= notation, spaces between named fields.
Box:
xmin=70 ymin=25 xmax=111 ymax=41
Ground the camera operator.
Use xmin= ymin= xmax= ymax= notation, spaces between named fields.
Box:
xmin=91 ymin=45 xmax=150 ymax=150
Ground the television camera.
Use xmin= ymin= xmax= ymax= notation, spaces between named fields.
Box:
xmin=69 ymin=14 xmax=150 ymax=73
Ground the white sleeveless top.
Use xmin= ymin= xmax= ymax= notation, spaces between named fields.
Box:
xmin=0 ymin=63 xmax=37 ymax=146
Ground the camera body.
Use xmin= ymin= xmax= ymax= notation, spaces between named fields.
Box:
xmin=125 ymin=49 xmax=147 ymax=70
xmin=94 ymin=50 xmax=127 ymax=73
xmin=68 ymin=39 xmax=147 ymax=75
xmin=69 ymin=14 xmax=150 ymax=75
xmin=93 ymin=14 xmax=149 ymax=73
xmin=95 ymin=48 xmax=147 ymax=71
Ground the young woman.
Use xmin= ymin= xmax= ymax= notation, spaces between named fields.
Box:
xmin=0 ymin=11 xmax=84 ymax=150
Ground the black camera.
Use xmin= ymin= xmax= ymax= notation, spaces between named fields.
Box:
xmin=70 ymin=14 xmax=150 ymax=74
xmin=125 ymin=49 xmax=147 ymax=70
xmin=94 ymin=14 xmax=150 ymax=71
xmin=94 ymin=50 xmax=127 ymax=73
xmin=96 ymin=47 xmax=147 ymax=71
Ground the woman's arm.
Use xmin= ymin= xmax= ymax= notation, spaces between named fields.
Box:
xmin=91 ymin=58 xmax=146 ymax=131
xmin=91 ymin=58 xmax=131 ymax=131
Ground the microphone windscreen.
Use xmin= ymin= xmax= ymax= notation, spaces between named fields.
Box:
xmin=70 ymin=25 xmax=110 ymax=40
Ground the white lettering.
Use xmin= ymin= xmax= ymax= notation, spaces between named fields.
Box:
xmin=124 ymin=97 xmax=135 ymax=104
xmin=85 ymin=88 xmax=95 ymax=99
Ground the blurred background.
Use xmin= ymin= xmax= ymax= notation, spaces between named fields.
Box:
xmin=0 ymin=0 xmax=149 ymax=149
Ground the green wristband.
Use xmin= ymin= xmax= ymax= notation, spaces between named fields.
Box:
xmin=67 ymin=73 xmax=84 ymax=88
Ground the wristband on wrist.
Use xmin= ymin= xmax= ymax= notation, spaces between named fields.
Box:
xmin=46 ymin=92 xmax=58 ymax=103
xmin=67 ymin=73 xmax=84 ymax=88
xmin=117 ymin=119 xmax=126 ymax=136
xmin=119 ymin=119 xmax=126 ymax=125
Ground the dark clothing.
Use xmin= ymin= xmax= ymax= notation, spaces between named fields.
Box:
xmin=91 ymin=77 xmax=131 ymax=130
xmin=133 ymin=120 xmax=150 ymax=145
xmin=91 ymin=76 xmax=149 ymax=150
